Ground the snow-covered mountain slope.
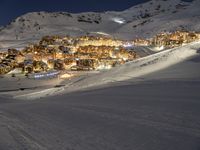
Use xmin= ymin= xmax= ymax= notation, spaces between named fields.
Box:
xmin=13 ymin=41 xmax=200 ymax=100
xmin=0 ymin=0 xmax=200 ymax=49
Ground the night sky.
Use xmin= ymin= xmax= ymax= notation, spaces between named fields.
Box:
xmin=0 ymin=0 xmax=150 ymax=26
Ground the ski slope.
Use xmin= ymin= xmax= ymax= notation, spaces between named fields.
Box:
xmin=0 ymin=1 xmax=200 ymax=149
xmin=14 ymin=41 xmax=200 ymax=100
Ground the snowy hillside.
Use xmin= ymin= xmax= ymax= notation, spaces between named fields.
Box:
xmin=13 ymin=41 xmax=200 ymax=100
xmin=0 ymin=0 xmax=200 ymax=49
xmin=0 ymin=1 xmax=200 ymax=149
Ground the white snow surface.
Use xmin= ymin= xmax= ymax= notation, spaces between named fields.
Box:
xmin=0 ymin=0 xmax=200 ymax=49
xmin=0 ymin=1 xmax=200 ymax=149
xmin=0 ymin=0 xmax=200 ymax=100
xmin=14 ymin=41 xmax=200 ymax=100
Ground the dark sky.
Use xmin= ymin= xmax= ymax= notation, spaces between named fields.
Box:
xmin=0 ymin=0 xmax=150 ymax=26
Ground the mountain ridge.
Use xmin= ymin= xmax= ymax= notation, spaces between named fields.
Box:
xmin=0 ymin=0 xmax=199 ymax=49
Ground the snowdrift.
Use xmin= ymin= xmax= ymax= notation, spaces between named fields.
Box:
xmin=15 ymin=42 xmax=200 ymax=100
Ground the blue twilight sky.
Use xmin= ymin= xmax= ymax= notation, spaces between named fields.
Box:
xmin=0 ymin=0 xmax=193 ymax=26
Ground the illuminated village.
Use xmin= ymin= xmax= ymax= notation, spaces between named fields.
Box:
xmin=0 ymin=31 xmax=199 ymax=78
xmin=0 ymin=35 xmax=138 ymax=77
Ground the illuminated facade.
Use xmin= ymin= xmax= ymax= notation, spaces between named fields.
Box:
xmin=151 ymin=31 xmax=200 ymax=49
xmin=0 ymin=31 xmax=199 ymax=75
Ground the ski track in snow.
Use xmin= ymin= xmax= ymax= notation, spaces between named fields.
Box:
xmin=14 ymin=41 xmax=200 ymax=100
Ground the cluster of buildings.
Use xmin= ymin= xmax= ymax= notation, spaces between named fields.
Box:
xmin=0 ymin=35 xmax=138 ymax=75
xmin=0 ymin=49 xmax=25 ymax=75
xmin=76 ymin=36 xmax=124 ymax=47
xmin=131 ymin=31 xmax=200 ymax=49
xmin=134 ymin=31 xmax=200 ymax=49
xmin=0 ymin=31 xmax=199 ymax=76
xmin=150 ymin=31 xmax=200 ymax=49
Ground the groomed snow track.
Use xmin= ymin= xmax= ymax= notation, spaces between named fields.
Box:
xmin=14 ymin=41 xmax=200 ymax=100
